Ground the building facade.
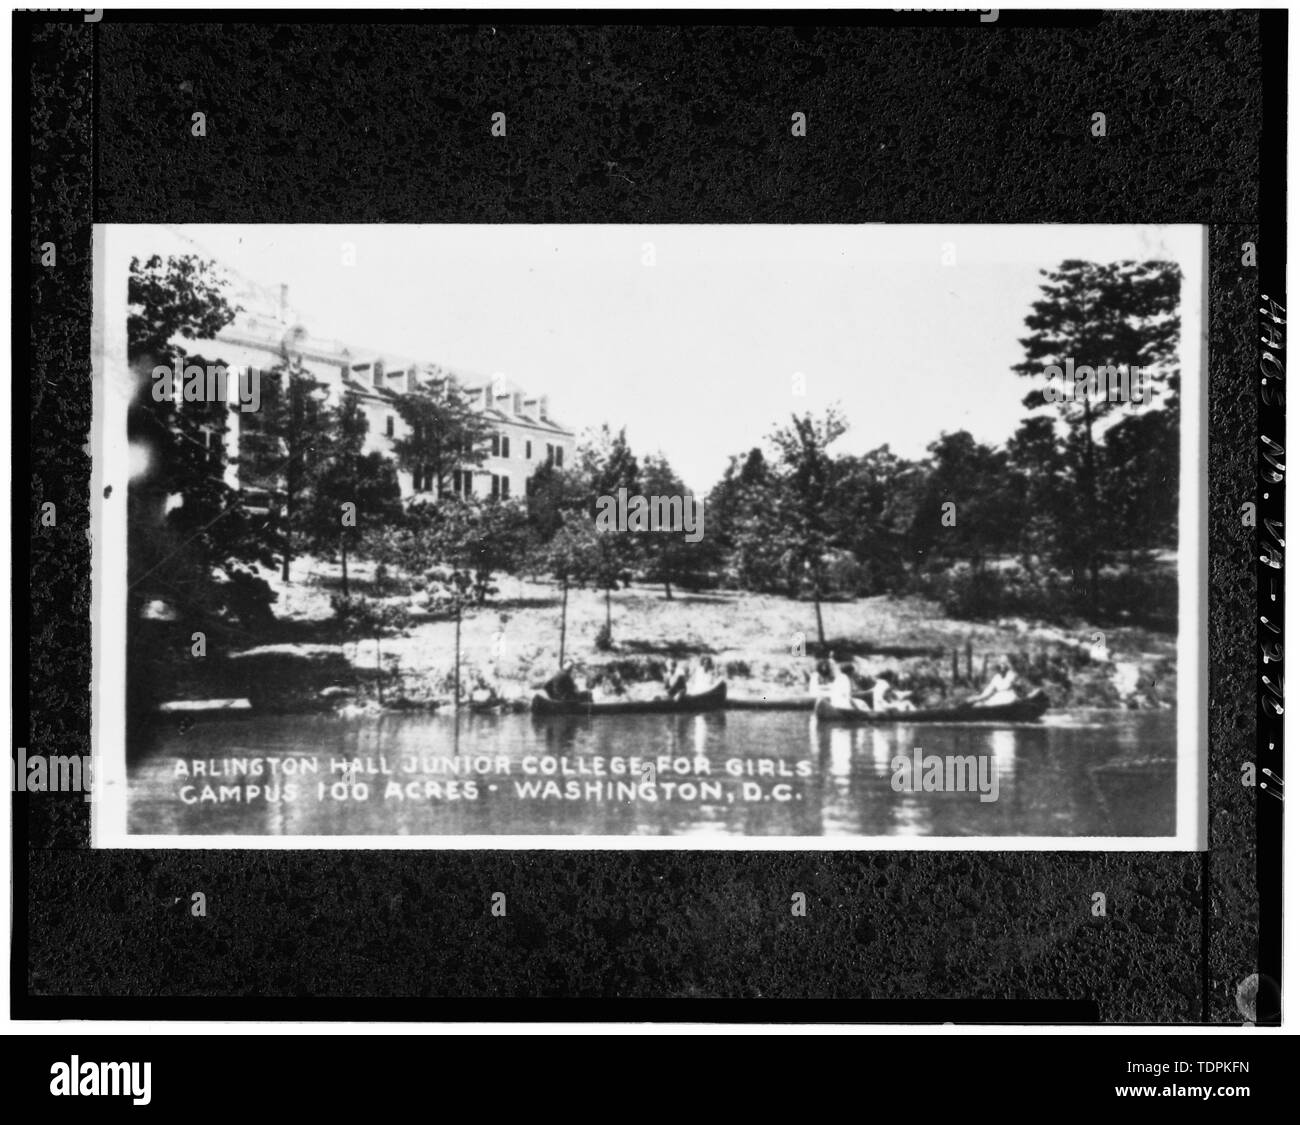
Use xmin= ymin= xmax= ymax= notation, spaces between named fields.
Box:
xmin=190 ymin=305 xmax=576 ymax=503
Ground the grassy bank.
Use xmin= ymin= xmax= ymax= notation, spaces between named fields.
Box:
xmin=137 ymin=555 xmax=1178 ymax=715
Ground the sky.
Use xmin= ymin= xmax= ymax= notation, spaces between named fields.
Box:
xmin=112 ymin=223 xmax=1204 ymax=493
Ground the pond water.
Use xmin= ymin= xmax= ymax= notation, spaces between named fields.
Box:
xmin=127 ymin=707 xmax=1177 ymax=839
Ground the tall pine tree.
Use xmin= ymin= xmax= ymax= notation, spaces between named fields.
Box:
xmin=1013 ymin=259 xmax=1181 ymax=610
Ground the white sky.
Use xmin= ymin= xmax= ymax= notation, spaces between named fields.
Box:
xmin=115 ymin=223 xmax=1203 ymax=493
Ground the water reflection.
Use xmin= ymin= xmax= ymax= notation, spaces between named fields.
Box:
xmin=129 ymin=708 xmax=1177 ymax=839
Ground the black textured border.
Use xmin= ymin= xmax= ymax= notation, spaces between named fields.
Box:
xmin=14 ymin=7 xmax=1280 ymax=1021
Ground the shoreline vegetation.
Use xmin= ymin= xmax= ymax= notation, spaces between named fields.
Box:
xmin=138 ymin=556 xmax=1177 ymax=719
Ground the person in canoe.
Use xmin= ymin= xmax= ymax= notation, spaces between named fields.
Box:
xmin=871 ymin=669 xmax=915 ymax=712
xmin=831 ymin=662 xmax=872 ymax=711
xmin=542 ymin=661 xmax=592 ymax=704
xmin=688 ymin=655 xmax=719 ymax=696
xmin=664 ymin=659 xmax=690 ymax=701
xmin=809 ymin=658 xmax=836 ymax=700
xmin=469 ymin=670 xmax=499 ymax=707
xmin=969 ymin=657 xmax=1018 ymax=708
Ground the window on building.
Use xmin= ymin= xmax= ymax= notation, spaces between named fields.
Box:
xmin=546 ymin=444 xmax=555 ymax=467
xmin=525 ymin=440 xmax=532 ymax=460
xmin=501 ymin=436 xmax=510 ymax=458
xmin=489 ymin=475 xmax=500 ymax=501
xmin=555 ymin=445 xmax=564 ymax=468
xmin=386 ymin=415 xmax=394 ymax=437
xmin=500 ymin=476 xmax=510 ymax=499
xmin=490 ymin=435 xmax=500 ymax=457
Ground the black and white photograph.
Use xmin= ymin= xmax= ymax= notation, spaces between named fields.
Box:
xmin=12 ymin=0 xmax=1290 ymax=1067
xmin=90 ymin=223 xmax=1205 ymax=848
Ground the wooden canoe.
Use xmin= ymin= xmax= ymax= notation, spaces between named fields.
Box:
xmin=466 ymin=697 xmax=529 ymax=714
xmin=531 ymin=682 xmax=728 ymax=716
xmin=729 ymin=692 xmax=871 ymax=712
xmin=813 ymin=690 xmax=1050 ymax=725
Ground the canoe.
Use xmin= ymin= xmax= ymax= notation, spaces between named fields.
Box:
xmin=158 ymin=698 xmax=252 ymax=713
xmin=813 ymin=690 xmax=1050 ymax=724
xmin=466 ymin=698 xmax=528 ymax=714
xmin=728 ymin=692 xmax=871 ymax=712
xmin=532 ymin=682 xmax=727 ymax=716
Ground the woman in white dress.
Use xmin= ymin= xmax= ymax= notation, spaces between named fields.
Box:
xmin=971 ymin=657 xmax=1018 ymax=707
xmin=688 ymin=655 xmax=718 ymax=696
xmin=809 ymin=659 xmax=835 ymax=700
xmin=870 ymin=670 xmax=915 ymax=712
xmin=831 ymin=663 xmax=872 ymax=711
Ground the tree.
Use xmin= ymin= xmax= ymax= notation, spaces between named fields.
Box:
xmin=375 ymin=497 xmax=528 ymax=701
xmin=1004 ymin=415 xmax=1069 ymax=568
xmin=765 ymin=409 xmax=849 ymax=648
xmin=524 ymin=460 xmax=588 ymax=543
xmin=637 ymin=452 xmax=711 ymax=599
xmin=907 ymin=431 xmax=1016 ymax=571
xmin=589 ymin=522 xmax=637 ymax=648
xmin=1098 ymin=407 xmax=1179 ymax=559
xmin=301 ymin=395 xmax=403 ymax=598
xmin=392 ymin=498 xmax=528 ymax=605
xmin=238 ymin=359 xmax=339 ymax=581
xmin=460 ymin=499 xmax=532 ymax=606
xmin=128 ymin=253 xmax=242 ymax=363
xmin=537 ymin=510 xmax=599 ymax=666
xmin=554 ymin=424 xmax=644 ymax=644
xmin=576 ymin=424 xmax=640 ymax=513
xmin=836 ymin=445 xmax=924 ymax=591
xmin=391 ymin=380 xmax=494 ymax=498
xmin=126 ymin=254 xmax=278 ymax=631
xmin=705 ymin=448 xmax=784 ymax=592
xmin=1013 ymin=259 xmax=1181 ymax=608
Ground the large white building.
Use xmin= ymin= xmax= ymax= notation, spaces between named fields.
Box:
xmin=194 ymin=300 xmax=576 ymax=502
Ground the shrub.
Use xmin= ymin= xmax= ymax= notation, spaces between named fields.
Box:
xmin=330 ymin=593 xmax=410 ymax=637
xmin=821 ymin=552 xmax=870 ymax=598
xmin=913 ymin=561 xmax=1177 ymax=630
xmin=219 ymin=567 xmax=277 ymax=628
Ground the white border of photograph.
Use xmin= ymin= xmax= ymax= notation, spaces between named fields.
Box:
xmin=90 ymin=223 xmax=1207 ymax=850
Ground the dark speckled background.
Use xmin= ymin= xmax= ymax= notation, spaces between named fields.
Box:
xmin=17 ymin=9 xmax=1272 ymax=1019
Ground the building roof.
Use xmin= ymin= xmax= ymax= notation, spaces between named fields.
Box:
xmin=207 ymin=311 xmax=574 ymax=436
